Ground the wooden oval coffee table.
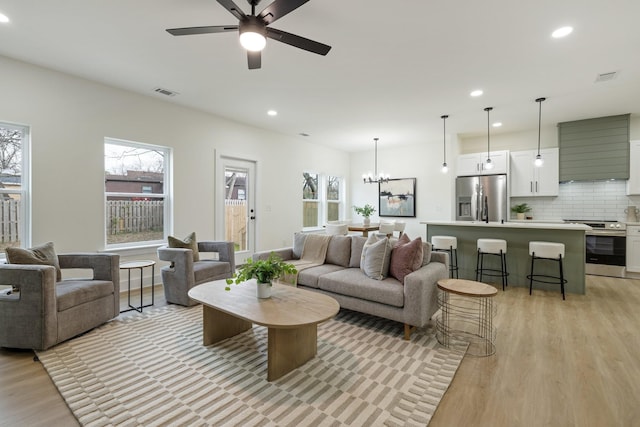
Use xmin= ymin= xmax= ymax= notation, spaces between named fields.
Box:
xmin=436 ymin=278 xmax=498 ymax=356
xmin=188 ymin=279 xmax=340 ymax=381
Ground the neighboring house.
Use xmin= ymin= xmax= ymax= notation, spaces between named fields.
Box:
xmin=105 ymin=170 xmax=163 ymax=199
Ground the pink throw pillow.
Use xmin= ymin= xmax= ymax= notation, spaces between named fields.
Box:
xmin=390 ymin=235 xmax=424 ymax=283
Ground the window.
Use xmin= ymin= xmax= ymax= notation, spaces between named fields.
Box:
xmin=302 ymin=172 xmax=343 ymax=229
xmin=0 ymin=122 xmax=30 ymax=251
xmin=104 ymin=138 xmax=171 ymax=247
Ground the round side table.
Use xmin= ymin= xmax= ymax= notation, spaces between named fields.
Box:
xmin=436 ymin=278 xmax=498 ymax=356
xmin=120 ymin=260 xmax=156 ymax=313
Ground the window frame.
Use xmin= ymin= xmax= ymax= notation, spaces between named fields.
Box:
xmin=302 ymin=171 xmax=344 ymax=231
xmin=104 ymin=137 xmax=172 ymax=249
xmin=0 ymin=121 xmax=31 ymax=254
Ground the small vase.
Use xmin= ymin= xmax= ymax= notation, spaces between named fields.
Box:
xmin=363 ymin=217 xmax=371 ymax=226
xmin=256 ymin=281 xmax=272 ymax=298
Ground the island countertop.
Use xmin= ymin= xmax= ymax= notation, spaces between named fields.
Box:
xmin=421 ymin=220 xmax=592 ymax=231
xmin=423 ymin=221 xmax=588 ymax=294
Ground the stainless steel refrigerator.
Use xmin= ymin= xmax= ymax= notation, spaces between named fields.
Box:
xmin=455 ymin=174 xmax=508 ymax=222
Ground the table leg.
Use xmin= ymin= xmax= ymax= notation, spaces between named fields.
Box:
xmin=267 ymin=324 xmax=317 ymax=381
xmin=202 ymin=305 xmax=252 ymax=346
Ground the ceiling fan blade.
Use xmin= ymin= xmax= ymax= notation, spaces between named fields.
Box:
xmin=167 ymin=25 xmax=238 ymax=36
xmin=216 ymin=0 xmax=247 ymax=20
xmin=258 ymin=0 xmax=310 ymax=25
xmin=266 ymin=27 xmax=331 ymax=55
xmin=248 ymin=50 xmax=261 ymax=69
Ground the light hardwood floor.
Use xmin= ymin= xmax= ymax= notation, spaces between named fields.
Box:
xmin=1 ymin=276 xmax=639 ymax=426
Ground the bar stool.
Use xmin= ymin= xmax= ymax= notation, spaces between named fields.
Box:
xmin=476 ymin=239 xmax=508 ymax=290
xmin=527 ymin=241 xmax=566 ymax=300
xmin=432 ymin=235 xmax=459 ymax=278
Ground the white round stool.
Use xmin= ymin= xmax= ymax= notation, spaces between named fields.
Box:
xmin=527 ymin=241 xmax=566 ymax=300
xmin=476 ymin=238 xmax=508 ymax=290
xmin=432 ymin=235 xmax=459 ymax=278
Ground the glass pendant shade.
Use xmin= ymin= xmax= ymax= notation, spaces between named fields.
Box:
xmin=484 ymin=107 xmax=493 ymax=169
xmin=441 ymin=115 xmax=449 ymax=174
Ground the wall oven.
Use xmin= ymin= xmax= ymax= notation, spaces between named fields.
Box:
xmin=566 ymin=220 xmax=627 ymax=277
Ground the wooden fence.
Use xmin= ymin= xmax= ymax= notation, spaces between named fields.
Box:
xmin=0 ymin=199 xmax=20 ymax=245
xmin=106 ymin=200 xmax=164 ymax=235
xmin=225 ymin=199 xmax=247 ymax=251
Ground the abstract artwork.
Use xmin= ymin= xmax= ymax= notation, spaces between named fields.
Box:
xmin=379 ymin=178 xmax=416 ymax=217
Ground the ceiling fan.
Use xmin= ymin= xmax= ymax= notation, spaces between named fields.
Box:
xmin=166 ymin=0 xmax=331 ymax=70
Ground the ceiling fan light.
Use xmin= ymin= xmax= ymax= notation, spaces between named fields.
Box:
xmin=240 ymin=31 xmax=266 ymax=51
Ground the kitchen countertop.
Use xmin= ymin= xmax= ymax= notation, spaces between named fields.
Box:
xmin=421 ymin=220 xmax=591 ymax=231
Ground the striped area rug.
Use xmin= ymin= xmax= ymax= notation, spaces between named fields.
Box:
xmin=36 ymin=305 xmax=465 ymax=426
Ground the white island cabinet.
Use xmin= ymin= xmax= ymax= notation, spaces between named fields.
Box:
xmin=510 ymin=148 xmax=559 ymax=197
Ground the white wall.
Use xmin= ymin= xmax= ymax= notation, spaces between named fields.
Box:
xmin=0 ymin=55 xmax=350 ymax=272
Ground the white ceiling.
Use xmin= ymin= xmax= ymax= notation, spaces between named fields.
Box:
xmin=1 ymin=0 xmax=639 ymax=152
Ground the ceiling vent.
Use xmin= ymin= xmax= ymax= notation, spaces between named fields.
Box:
xmin=153 ymin=87 xmax=179 ymax=97
xmin=595 ymin=71 xmax=619 ymax=83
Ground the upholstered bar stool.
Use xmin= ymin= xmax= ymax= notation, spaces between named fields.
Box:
xmin=527 ymin=241 xmax=567 ymax=300
xmin=476 ymin=238 xmax=508 ymax=290
xmin=432 ymin=235 xmax=459 ymax=278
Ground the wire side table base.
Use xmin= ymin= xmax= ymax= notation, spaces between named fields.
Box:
xmin=436 ymin=279 xmax=497 ymax=357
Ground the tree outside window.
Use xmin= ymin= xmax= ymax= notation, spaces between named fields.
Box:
xmin=302 ymin=172 xmax=343 ymax=229
xmin=0 ymin=123 xmax=29 ymax=251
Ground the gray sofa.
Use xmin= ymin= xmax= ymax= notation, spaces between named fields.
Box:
xmin=254 ymin=234 xmax=448 ymax=340
xmin=0 ymin=253 xmax=120 ymax=350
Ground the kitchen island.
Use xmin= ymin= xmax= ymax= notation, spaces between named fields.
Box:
xmin=422 ymin=221 xmax=591 ymax=295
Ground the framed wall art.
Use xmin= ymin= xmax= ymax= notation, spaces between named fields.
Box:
xmin=379 ymin=178 xmax=416 ymax=217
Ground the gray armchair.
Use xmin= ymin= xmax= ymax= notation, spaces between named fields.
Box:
xmin=157 ymin=241 xmax=235 ymax=306
xmin=0 ymin=253 xmax=120 ymax=350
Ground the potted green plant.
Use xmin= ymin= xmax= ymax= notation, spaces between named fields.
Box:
xmin=511 ymin=203 xmax=532 ymax=220
xmin=225 ymin=252 xmax=297 ymax=298
xmin=353 ymin=204 xmax=376 ymax=226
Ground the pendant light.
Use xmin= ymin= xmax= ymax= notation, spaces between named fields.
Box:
xmin=362 ymin=137 xmax=390 ymax=184
xmin=534 ymin=97 xmax=546 ymax=167
xmin=441 ymin=115 xmax=449 ymax=173
xmin=484 ymin=107 xmax=494 ymax=170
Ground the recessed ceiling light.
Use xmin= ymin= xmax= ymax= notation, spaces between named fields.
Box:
xmin=0 ymin=13 xmax=10 ymax=23
xmin=552 ymin=26 xmax=573 ymax=38
xmin=470 ymin=90 xmax=483 ymax=97
xmin=492 ymin=122 xmax=502 ymax=127
xmin=267 ymin=110 xmax=277 ymax=116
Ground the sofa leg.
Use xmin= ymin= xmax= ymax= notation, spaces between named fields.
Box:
xmin=404 ymin=324 xmax=416 ymax=340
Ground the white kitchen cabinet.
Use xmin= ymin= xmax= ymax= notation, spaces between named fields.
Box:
xmin=457 ymin=150 xmax=509 ymax=176
xmin=510 ymin=148 xmax=559 ymax=197
xmin=627 ymin=225 xmax=640 ymax=273
xmin=626 ymin=140 xmax=640 ymax=195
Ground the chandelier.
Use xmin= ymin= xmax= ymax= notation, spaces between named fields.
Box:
xmin=362 ymin=137 xmax=390 ymax=184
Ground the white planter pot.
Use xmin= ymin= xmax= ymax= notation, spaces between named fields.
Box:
xmin=516 ymin=213 xmax=525 ymax=220
xmin=363 ymin=217 xmax=371 ymax=226
xmin=256 ymin=281 xmax=272 ymax=299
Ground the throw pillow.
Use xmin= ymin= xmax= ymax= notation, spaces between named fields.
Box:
xmin=422 ymin=241 xmax=433 ymax=266
xmin=6 ymin=241 xmax=62 ymax=281
xmin=168 ymin=232 xmax=199 ymax=262
xmin=360 ymin=234 xmax=392 ymax=280
xmin=292 ymin=232 xmax=307 ymax=259
xmin=390 ymin=235 xmax=424 ymax=282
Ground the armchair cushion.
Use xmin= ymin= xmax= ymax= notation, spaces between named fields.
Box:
xmin=193 ymin=261 xmax=232 ymax=283
xmin=168 ymin=232 xmax=199 ymax=262
xmin=6 ymin=241 xmax=62 ymax=281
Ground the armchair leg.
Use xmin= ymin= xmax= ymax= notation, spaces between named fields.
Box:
xmin=404 ymin=323 xmax=416 ymax=340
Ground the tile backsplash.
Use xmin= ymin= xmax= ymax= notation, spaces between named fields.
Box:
xmin=512 ymin=181 xmax=640 ymax=222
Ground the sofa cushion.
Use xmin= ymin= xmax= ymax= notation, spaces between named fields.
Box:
xmin=325 ymin=235 xmax=351 ymax=267
xmin=56 ymin=280 xmax=114 ymax=312
xmin=422 ymin=242 xmax=433 ymax=266
xmin=318 ymin=268 xmax=404 ymax=308
xmin=326 ymin=223 xmax=349 ymax=235
xmin=297 ymin=264 xmax=346 ymax=288
xmin=349 ymin=236 xmax=367 ymax=268
xmin=168 ymin=232 xmax=199 ymax=262
xmin=293 ymin=232 xmax=307 ymax=259
xmin=194 ymin=261 xmax=231 ymax=284
xmin=390 ymin=235 xmax=424 ymax=283
xmin=6 ymin=241 xmax=62 ymax=281
xmin=360 ymin=235 xmax=392 ymax=280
